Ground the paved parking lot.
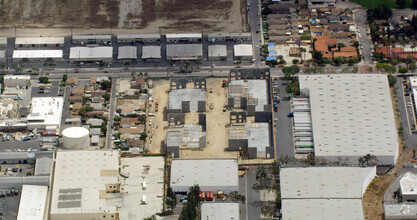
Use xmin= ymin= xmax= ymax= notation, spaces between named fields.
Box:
xmin=396 ymin=78 xmax=417 ymax=149
xmin=0 ymin=189 xmax=21 ymax=220
xmin=0 ymin=134 xmax=40 ymax=152
xmin=274 ymin=77 xmax=294 ymax=158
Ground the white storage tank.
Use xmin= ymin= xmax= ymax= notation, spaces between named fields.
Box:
xmin=62 ymin=127 xmax=90 ymax=149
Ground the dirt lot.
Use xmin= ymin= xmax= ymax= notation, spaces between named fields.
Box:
xmin=148 ymin=78 xmax=237 ymax=158
xmin=181 ymin=78 xmax=237 ymax=159
xmin=147 ymin=79 xmax=170 ymax=154
xmin=0 ymin=0 xmax=247 ymax=33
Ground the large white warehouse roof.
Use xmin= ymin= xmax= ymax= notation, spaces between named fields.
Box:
xmin=17 ymin=185 xmax=48 ymax=220
xmin=299 ymin=74 xmax=398 ymax=165
xmin=27 ymin=97 xmax=63 ymax=129
xmin=142 ymin=46 xmax=161 ymax=59
xmin=280 ymin=167 xmax=376 ymax=220
xmin=69 ymin=46 xmax=113 ymax=60
xmin=118 ymin=46 xmax=137 ymax=60
xmin=13 ymin=50 xmax=63 ymax=59
xmin=280 ymin=167 xmax=376 ymax=199
xmin=170 ymin=159 xmax=238 ymax=193
xmin=201 ymin=203 xmax=239 ymax=220
xmin=51 ymin=150 xmax=119 ymax=216
xmin=283 ymin=199 xmax=364 ymax=220
xmin=234 ymin=44 xmax=253 ymax=57
xmin=15 ymin=37 xmax=64 ymax=45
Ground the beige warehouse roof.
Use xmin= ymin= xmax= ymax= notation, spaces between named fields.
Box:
xmin=13 ymin=50 xmax=63 ymax=58
xmin=234 ymin=44 xmax=253 ymax=57
xmin=15 ymin=37 xmax=64 ymax=45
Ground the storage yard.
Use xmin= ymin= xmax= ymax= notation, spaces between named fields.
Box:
xmin=0 ymin=0 xmax=247 ymax=33
xmin=148 ymin=78 xmax=239 ymax=158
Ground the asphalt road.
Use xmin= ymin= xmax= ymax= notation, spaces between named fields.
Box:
xmin=354 ymin=9 xmax=373 ymax=65
xmin=239 ymin=166 xmax=261 ymax=220
xmin=274 ymin=77 xmax=295 ymax=158
xmin=248 ymin=0 xmax=264 ymax=67
xmin=395 ymin=77 xmax=417 ymax=149
xmin=106 ymin=78 xmax=118 ymax=149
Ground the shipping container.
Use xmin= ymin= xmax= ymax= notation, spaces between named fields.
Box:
xmin=294 ymin=126 xmax=312 ymax=132
xmin=295 ymin=148 xmax=314 ymax=154
xmin=294 ymin=132 xmax=313 ymax=137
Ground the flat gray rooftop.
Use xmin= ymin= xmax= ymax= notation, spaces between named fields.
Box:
xmin=166 ymin=44 xmax=203 ymax=58
xmin=170 ymin=159 xmax=238 ymax=193
xmin=201 ymin=203 xmax=239 ymax=220
xmin=283 ymin=199 xmax=364 ymax=220
xmin=208 ymin=45 xmax=227 ymax=57
xmin=280 ymin=167 xmax=376 ymax=199
xmin=299 ymin=74 xmax=398 ymax=164
xmin=229 ymin=123 xmax=270 ymax=153
xmin=229 ymin=80 xmax=268 ymax=112
xmin=142 ymin=46 xmax=161 ymax=59
xmin=166 ymin=125 xmax=205 ymax=149
xmin=384 ymin=203 xmax=417 ymax=219
xmin=169 ymin=88 xmax=205 ymax=112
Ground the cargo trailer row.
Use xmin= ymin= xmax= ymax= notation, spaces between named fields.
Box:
xmin=292 ymin=97 xmax=314 ymax=155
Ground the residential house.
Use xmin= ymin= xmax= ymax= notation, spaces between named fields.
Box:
xmin=333 ymin=51 xmax=357 ymax=61
xmin=131 ymin=78 xmax=146 ymax=90
xmin=328 ymin=23 xmax=350 ymax=32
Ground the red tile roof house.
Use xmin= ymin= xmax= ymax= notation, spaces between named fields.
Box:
xmin=376 ymin=46 xmax=417 ymax=59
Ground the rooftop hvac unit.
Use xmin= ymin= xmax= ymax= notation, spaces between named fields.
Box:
xmin=141 ymin=195 xmax=147 ymax=204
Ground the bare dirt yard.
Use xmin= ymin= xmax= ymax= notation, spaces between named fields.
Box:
xmin=0 ymin=0 xmax=247 ymax=33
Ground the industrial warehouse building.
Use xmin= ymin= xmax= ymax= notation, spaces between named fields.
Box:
xmin=166 ymin=44 xmax=203 ymax=61
xmin=15 ymin=37 xmax=64 ymax=48
xmin=3 ymin=75 xmax=31 ymax=87
xmin=201 ymin=203 xmax=239 ymax=220
xmin=168 ymin=88 xmax=206 ymax=112
xmin=228 ymin=123 xmax=273 ymax=159
xmin=117 ymin=46 xmax=137 ymax=61
xmin=280 ymin=167 xmax=376 ymax=220
xmin=166 ymin=33 xmax=202 ymax=43
xmin=208 ymin=45 xmax=227 ymax=61
xmin=234 ymin=44 xmax=253 ymax=60
xmin=117 ymin=34 xmax=161 ymax=44
xmin=27 ymin=97 xmax=64 ymax=131
xmin=142 ymin=46 xmax=161 ymax=62
xmin=17 ymin=185 xmax=48 ymax=220
xmin=12 ymin=50 xmax=63 ymax=62
xmin=50 ymin=151 xmax=119 ymax=220
xmin=170 ymin=159 xmax=238 ymax=193
xmin=208 ymin=33 xmax=252 ymax=42
xmin=72 ymin=35 xmax=112 ymax=44
xmin=50 ymin=151 xmax=164 ymax=220
xmin=69 ymin=47 xmax=113 ymax=62
xmin=166 ymin=125 xmax=206 ymax=158
xmin=299 ymin=74 xmax=398 ymax=165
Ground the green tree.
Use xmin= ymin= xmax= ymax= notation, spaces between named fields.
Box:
xmin=103 ymin=92 xmax=110 ymax=101
xmin=100 ymin=80 xmax=112 ymax=90
xmin=409 ymin=63 xmax=417 ymax=73
xmin=282 ymin=65 xmax=300 ymax=80
xmin=113 ymin=116 xmax=121 ymax=121
xmin=348 ymin=58 xmax=355 ymax=65
xmin=166 ymin=187 xmax=177 ymax=211
xmin=292 ymin=59 xmax=299 ymax=64
xmin=31 ymin=65 xmax=40 ymax=74
xmin=337 ymin=43 xmax=346 ymax=51
xmin=256 ymin=166 xmax=267 ymax=181
xmin=399 ymin=66 xmax=408 ymax=73
xmin=140 ymin=131 xmax=148 ymax=141
xmin=62 ymin=74 xmax=67 ymax=82
xmin=414 ymin=0 xmax=417 ymax=9
xmin=138 ymin=115 xmax=146 ymax=122
xmin=261 ymin=206 xmax=275 ymax=218
xmin=397 ymin=0 xmax=406 ymax=8
xmin=286 ymin=83 xmax=294 ymax=94
xmin=334 ymin=57 xmax=344 ymax=66
xmin=353 ymin=41 xmax=360 ymax=48
xmin=179 ymin=185 xmax=200 ymax=220
xmin=388 ymin=74 xmax=397 ymax=87
xmin=312 ymin=50 xmax=323 ymax=64
xmin=38 ymin=76 xmax=49 ymax=84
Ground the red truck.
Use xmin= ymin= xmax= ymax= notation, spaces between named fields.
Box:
xmin=199 ymin=192 xmax=205 ymax=201
xmin=206 ymin=192 xmax=213 ymax=201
